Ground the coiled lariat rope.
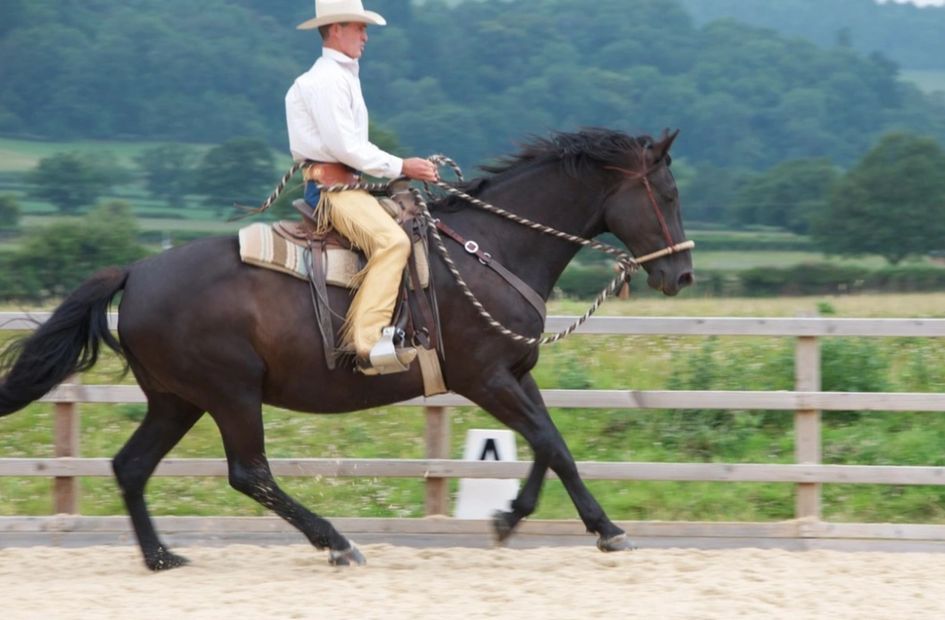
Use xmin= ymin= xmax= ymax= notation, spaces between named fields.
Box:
xmin=230 ymin=161 xmax=305 ymax=220
xmin=246 ymin=156 xmax=693 ymax=346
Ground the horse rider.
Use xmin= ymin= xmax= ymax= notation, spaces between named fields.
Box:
xmin=286 ymin=0 xmax=439 ymax=374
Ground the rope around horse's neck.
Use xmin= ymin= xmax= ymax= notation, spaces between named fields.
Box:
xmin=411 ymin=155 xmax=639 ymax=346
xmin=410 ymin=180 xmax=631 ymax=346
xmin=425 ymin=155 xmax=635 ymax=264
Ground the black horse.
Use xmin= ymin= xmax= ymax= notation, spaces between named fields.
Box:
xmin=0 ymin=129 xmax=693 ymax=569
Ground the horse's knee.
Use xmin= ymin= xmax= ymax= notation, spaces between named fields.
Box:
xmin=549 ymin=452 xmax=578 ymax=475
xmin=531 ymin=432 xmax=566 ymax=461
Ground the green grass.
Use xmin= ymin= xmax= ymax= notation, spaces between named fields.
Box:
xmin=4 ymin=295 xmax=945 ymax=523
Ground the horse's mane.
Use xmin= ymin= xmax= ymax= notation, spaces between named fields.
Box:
xmin=432 ymin=129 xmax=652 ymax=212
xmin=482 ymin=128 xmax=652 ymax=177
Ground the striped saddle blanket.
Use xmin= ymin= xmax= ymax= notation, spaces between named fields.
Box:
xmin=238 ymin=222 xmax=429 ymax=289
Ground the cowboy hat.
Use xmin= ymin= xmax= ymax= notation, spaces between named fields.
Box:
xmin=297 ymin=0 xmax=387 ymax=30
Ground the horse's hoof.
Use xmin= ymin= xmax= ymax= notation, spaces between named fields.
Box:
xmin=597 ymin=533 xmax=637 ymax=552
xmin=492 ymin=510 xmax=516 ymax=545
xmin=329 ymin=542 xmax=366 ymax=566
xmin=144 ymin=547 xmax=190 ymax=571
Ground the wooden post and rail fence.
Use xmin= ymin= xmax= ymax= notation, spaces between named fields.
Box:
xmin=3 ymin=312 xmax=945 ymax=548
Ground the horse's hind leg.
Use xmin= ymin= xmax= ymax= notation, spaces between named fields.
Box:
xmin=207 ymin=400 xmax=364 ymax=566
xmin=112 ymin=392 xmax=204 ymax=571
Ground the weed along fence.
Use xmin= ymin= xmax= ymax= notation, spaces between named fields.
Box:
xmin=3 ymin=312 xmax=945 ymax=549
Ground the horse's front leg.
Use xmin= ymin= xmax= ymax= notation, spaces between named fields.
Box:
xmin=490 ymin=374 xmax=549 ymax=543
xmin=467 ymin=371 xmax=634 ymax=551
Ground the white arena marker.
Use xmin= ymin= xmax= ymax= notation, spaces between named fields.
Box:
xmin=453 ymin=429 xmax=520 ymax=519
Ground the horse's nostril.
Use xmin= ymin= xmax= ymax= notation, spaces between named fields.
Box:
xmin=678 ymin=271 xmax=694 ymax=288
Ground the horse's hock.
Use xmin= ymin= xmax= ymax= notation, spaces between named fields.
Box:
xmin=4 ymin=313 xmax=945 ymax=551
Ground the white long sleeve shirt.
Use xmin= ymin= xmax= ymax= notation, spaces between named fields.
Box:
xmin=285 ymin=47 xmax=403 ymax=179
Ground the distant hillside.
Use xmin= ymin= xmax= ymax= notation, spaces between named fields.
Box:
xmin=677 ymin=0 xmax=945 ymax=70
xmin=1 ymin=0 xmax=944 ymax=172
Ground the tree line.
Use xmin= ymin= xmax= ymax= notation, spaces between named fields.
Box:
xmin=678 ymin=0 xmax=945 ymax=71
xmin=2 ymin=0 xmax=944 ymax=173
xmin=3 ymin=0 xmax=945 ymax=301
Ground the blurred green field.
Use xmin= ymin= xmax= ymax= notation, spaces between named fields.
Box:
xmin=3 ymin=294 xmax=945 ymax=524
xmin=693 ymin=250 xmax=888 ymax=271
xmin=0 ymin=138 xmax=197 ymax=173
xmin=0 ymin=138 xmax=933 ymax=271
xmin=0 ymin=137 xmax=292 ymax=229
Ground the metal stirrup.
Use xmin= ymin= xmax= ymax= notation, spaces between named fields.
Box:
xmin=367 ymin=327 xmax=414 ymax=375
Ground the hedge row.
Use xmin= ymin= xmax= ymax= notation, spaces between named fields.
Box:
xmin=687 ymin=230 xmax=815 ymax=252
xmin=573 ymin=232 xmax=814 ymax=268
xmin=555 ymin=262 xmax=945 ymax=299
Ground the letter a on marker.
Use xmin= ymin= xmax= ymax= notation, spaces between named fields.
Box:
xmin=479 ymin=438 xmax=501 ymax=461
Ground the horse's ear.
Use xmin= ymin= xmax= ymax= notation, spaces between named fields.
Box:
xmin=652 ymin=129 xmax=680 ymax=163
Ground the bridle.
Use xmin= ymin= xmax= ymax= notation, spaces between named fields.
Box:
xmin=604 ymin=162 xmax=678 ymax=251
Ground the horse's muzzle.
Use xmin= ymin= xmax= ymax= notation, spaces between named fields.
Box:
xmin=648 ymin=268 xmax=694 ymax=296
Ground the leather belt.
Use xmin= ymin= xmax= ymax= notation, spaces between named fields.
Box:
xmin=303 ymin=161 xmax=361 ymax=186
xmin=434 ymin=219 xmax=547 ymax=323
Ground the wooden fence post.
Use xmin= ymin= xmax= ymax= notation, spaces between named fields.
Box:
xmin=424 ymin=406 xmax=450 ymax=515
xmin=53 ymin=376 xmax=80 ymax=514
xmin=794 ymin=335 xmax=821 ymax=522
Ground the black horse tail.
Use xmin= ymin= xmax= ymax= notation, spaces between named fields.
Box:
xmin=0 ymin=266 xmax=128 ymax=417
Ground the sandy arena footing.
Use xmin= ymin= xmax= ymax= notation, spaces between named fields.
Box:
xmin=2 ymin=544 xmax=943 ymax=619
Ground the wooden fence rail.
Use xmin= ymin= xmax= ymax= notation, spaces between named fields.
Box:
xmin=3 ymin=312 xmax=945 ymax=547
